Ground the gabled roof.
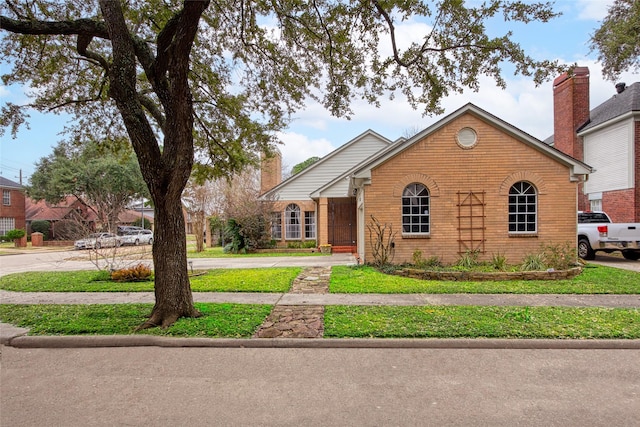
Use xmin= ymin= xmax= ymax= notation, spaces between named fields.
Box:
xmin=352 ymin=103 xmax=593 ymax=181
xmin=260 ymin=129 xmax=392 ymax=200
xmin=0 ymin=176 xmax=23 ymax=190
xmin=579 ymin=82 xmax=640 ymax=133
xmin=25 ymin=196 xmax=97 ymax=222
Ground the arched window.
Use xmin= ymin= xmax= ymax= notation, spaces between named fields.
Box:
xmin=285 ymin=203 xmax=301 ymax=239
xmin=402 ymin=183 xmax=430 ymax=234
xmin=509 ymin=181 xmax=537 ymax=233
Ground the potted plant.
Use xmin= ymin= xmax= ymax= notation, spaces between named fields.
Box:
xmin=319 ymin=244 xmax=332 ymax=254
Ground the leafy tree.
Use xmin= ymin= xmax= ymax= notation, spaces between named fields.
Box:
xmin=590 ymin=0 xmax=640 ymax=80
xmin=291 ymin=157 xmax=321 ymax=176
xmin=1 ymin=0 xmax=562 ymax=328
xmin=28 ymin=141 xmax=148 ymax=233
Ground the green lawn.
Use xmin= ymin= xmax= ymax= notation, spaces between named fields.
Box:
xmin=2 ymin=303 xmax=639 ymax=339
xmin=0 ymin=303 xmax=272 ymax=337
xmin=0 ymin=268 xmax=302 ymax=293
xmin=324 ymin=305 xmax=640 ymax=339
xmin=329 ymin=264 xmax=640 ymax=294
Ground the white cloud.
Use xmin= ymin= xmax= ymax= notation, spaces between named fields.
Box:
xmin=276 ymin=131 xmax=336 ymax=172
xmin=576 ymin=0 xmax=614 ymax=21
xmin=0 ymin=85 xmax=9 ymax=98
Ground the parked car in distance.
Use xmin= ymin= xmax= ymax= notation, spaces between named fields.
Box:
xmin=120 ymin=229 xmax=154 ymax=246
xmin=74 ymin=233 xmax=121 ymax=250
xmin=577 ymin=211 xmax=640 ymax=260
xmin=117 ymin=225 xmax=143 ymax=235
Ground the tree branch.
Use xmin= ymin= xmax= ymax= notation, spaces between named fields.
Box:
xmin=0 ymin=16 xmax=109 ymax=39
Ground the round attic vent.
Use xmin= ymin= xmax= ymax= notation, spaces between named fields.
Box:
xmin=456 ymin=127 xmax=478 ymax=148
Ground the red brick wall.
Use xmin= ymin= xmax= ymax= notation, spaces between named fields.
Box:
xmin=602 ymin=189 xmax=636 ymax=222
xmin=636 ymin=121 xmax=640 ymax=222
xmin=0 ymin=188 xmax=26 ymax=230
xmin=553 ymin=67 xmax=590 ymax=161
xmin=363 ymin=113 xmax=579 ymax=265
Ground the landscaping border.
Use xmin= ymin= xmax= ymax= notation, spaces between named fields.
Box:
xmin=395 ymin=266 xmax=583 ymax=281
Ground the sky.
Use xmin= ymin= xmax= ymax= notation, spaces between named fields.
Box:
xmin=1 ymin=0 xmax=639 ymax=184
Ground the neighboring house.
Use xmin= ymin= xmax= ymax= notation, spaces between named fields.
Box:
xmin=549 ymin=66 xmax=640 ymax=222
xmin=0 ymin=176 xmax=25 ymax=236
xmin=260 ymin=130 xmax=394 ymax=252
xmin=25 ymin=196 xmax=153 ymax=239
xmin=262 ymin=104 xmax=592 ymax=264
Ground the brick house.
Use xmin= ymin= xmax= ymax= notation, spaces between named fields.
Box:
xmin=0 ymin=176 xmax=25 ymax=236
xmin=262 ymin=104 xmax=592 ymax=264
xmin=260 ymin=130 xmax=392 ymax=252
xmin=550 ymin=66 xmax=640 ymax=222
xmin=25 ymin=196 xmax=154 ymax=239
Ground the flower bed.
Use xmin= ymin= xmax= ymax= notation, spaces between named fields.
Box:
xmin=395 ymin=266 xmax=583 ymax=281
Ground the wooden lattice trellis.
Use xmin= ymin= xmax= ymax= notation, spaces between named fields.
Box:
xmin=457 ymin=191 xmax=486 ymax=254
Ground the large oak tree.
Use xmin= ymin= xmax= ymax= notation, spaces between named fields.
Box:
xmin=589 ymin=0 xmax=640 ymax=80
xmin=1 ymin=0 xmax=562 ymax=328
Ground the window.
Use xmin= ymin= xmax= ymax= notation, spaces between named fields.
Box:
xmin=2 ymin=190 xmax=10 ymax=206
xmin=590 ymin=199 xmax=602 ymax=212
xmin=508 ymin=181 xmax=537 ymax=233
xmin=305 ymin=211 xmax=316 ymax=239
xmin=0 ymin=217 xmax=15 ymax=236
xmin=271 ymin=212 xmax=282 ymax=240
xmin=285 ymin=204 xmax=301 ymax=239
xmin=402 ymin=183 xmax=430 ymax=234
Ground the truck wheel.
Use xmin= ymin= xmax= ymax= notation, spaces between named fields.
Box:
xmin=622 ymin=251 xmax=640 ymax=261
xmin=578 ymin=238 xmax=595 ymax=260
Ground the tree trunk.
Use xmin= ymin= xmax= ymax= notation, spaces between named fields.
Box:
xmin=137 ymin=192 xmax=200 ymax=329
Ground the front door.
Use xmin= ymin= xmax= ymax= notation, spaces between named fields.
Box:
xmin=328 ymin=198 xmax=357 ymax=246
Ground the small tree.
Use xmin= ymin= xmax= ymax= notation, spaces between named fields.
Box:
xmin=367 ymin=216 xmax=397 ymax=267
xmin=5 ymin=229 xmax=26 ymax=246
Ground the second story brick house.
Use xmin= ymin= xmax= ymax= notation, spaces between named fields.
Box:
xmin=0 ymin=176 xmax=25 ymax=236
xmin=550 ymin=67 xmax=640 ymax=222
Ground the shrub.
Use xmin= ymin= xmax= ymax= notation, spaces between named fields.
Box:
xmin=412 ymin=250 xmax=442 ymax=269
xmin=5 ymin=229 xmax=26 ymax=240
xmin=110 ymin=264 xmax=153 ymax=282
xmin=303 ymin=240 xmax=317 ymax=248
xmin=456 ymin=250 xmax=481 ymax=269
xmin=31 ymin=220 xmax=51 ymax=239
xmin=491 ymin=252 xmax=508 ymax=271
xmin=541 ymin=242 xmax=577 ymax=270
xmin=520 ymin=253 xmax=546 ymax=271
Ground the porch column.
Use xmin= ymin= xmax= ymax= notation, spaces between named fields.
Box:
xmin=318 ymin=197 xmax=329 ymax=246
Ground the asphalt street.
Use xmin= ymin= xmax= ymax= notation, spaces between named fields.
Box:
xmin=2 ymin=346 xmax=639 ymax=426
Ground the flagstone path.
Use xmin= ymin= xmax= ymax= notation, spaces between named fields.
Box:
xmin=253 ymin=266 xmax=330 ymax=338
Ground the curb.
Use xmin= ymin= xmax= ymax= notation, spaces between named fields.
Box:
xmin=3 ymin=334 xmax=640 ymax=350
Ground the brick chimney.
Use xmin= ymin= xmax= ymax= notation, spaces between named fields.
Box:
xmin=260 ymin=150 xmax=282 ymax=194
xmin=552 ymin=66 xmax=590 ymax=160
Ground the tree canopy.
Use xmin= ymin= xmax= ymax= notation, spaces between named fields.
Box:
xmin=1 ymin=0 xmax=563 ymax=328
xmin=28 ymin=141 xmax=148 ymax=232
xmin=291 ymin=157 xmax=321 ymax=176
xmin=590 ymin=0 xmax=640 ymax=80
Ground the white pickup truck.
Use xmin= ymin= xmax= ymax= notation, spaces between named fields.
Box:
xmin=577 ymin=211 xmax=640 ymax=260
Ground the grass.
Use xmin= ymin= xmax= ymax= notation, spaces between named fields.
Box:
xmin=186 ymin=245 xmax=326 ymax=258
xmin=324 ymin=305 xmax=640 ymax=339
xmin=0 ymin=303 xmax=272 ymax=337
xmin=0 ymin=267 xmax=302 ymax=293
xmin=2 ymin=303 xmax=639 ymax=339
xmin=329 ymin=264 xmax=640 ymax=294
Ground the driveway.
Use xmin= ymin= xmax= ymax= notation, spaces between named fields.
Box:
xmin=589 ymin=253 xmax=640 ymax=272
xmin=0 ymin=249 xmax=356 ymax=276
